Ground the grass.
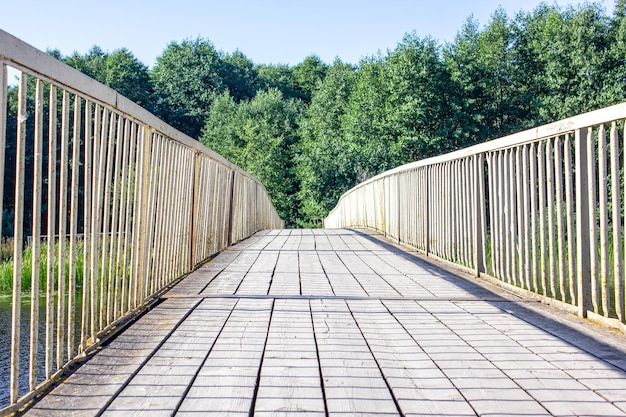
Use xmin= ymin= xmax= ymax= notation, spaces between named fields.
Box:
xmin=0 ymin=239 xmax=84 ymax=296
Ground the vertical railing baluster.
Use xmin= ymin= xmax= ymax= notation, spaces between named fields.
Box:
xmin=56 ymin=91 xmax=70 ymax=369
xmin=93 ymin=107 xmax=109 ymax=331
xmin=555 ymin=136 xmax=567 ymax=302
xmin=623 ymin=122 xmax=626 ymax=319
xmin=547 ymin=137 xmax=557 ymax=298
xmin=588 ymin=127 xmax=599 ymax=314
xmin=498 ymin=151 xmax=506 ymax=281
xmin=68 ymin=95 xmax=82 ymax=357
xmin=84 ymin=102 xmax=94 ymax=342
xmin=487 ymin=153 xmax=495 ymax=275
xmin=598 ymin=124 xmax=610 ymax=317
xmin=465 ymin=159 xmax=473 ymax=267
xmin=10 ymin=73 xmax=27 ymax=404
xmin=515 ymin=147 xmax=524 ymax=287
xmin=538 ymin=141 xmax=547 ymax=295
xmin=110 ymin=117 xmax=126 ymax=321
xmin=503 ymin=150 xmax=509 ymax=282
xmin=610 ymin=122 xmax=623 ymax=321
xmin=0 ymin=64 xmax=5 ymax=251
xmin=122 ymin=123 xmax=137 ymax=313
xmin=45 ymin=84 xmax=57 ymax=379
xmin=100 ymin=111 xmax=115 ymax=328
xmin=530 ymin=142 xmax=539 ymax=293
xmin=576 ymin=127 xmax=592 ymax=317
xmin=29 ymin=79 xmax=44 ymax=390
xmin=115 ymin=120 xmax=130 ymax=316
xmin=564 ymin=133 xmax=576 ymax=304
xmin=474 ymin=155 xmax=485 ymax=275
xmin=522 ymin=144 xmax=531 ymax=290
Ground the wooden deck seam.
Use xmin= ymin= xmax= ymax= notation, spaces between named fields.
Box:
xmin=308 ymin=299 xmax=330 ymax=417
xmin=249 ymin=299 xmax=276 ymax=416
xmin=93 ymin=298 xmax=204 ymax=417
xmin=346 ymin=301 xmax=405 ymax=417
xmin=334 ymin=251 xmax=370 ymax=296
xmin=161 ymin=293 xmax=516 ymax=302
xmin=313 ymin=250 xmax=337 ymax=296
xmin=170 ymin=298 xmax=241 ymax=416
xmin=408 ymin=299 xmax=556 ymax=416
xmin=380 ymin=299 xmax=481 ymax=416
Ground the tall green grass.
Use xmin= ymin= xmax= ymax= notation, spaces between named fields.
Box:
xmin=0 ymin=239 xmax=84 ymax=295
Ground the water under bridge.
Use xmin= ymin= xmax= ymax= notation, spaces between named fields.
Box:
xmin=3 ymin=29 xmax=626 ymax=416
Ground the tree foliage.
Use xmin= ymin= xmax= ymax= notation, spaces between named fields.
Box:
xmin=47 ymin=2 xmax=626 ymax=228
xmin=201 ymin=90 xmax=303 ymax=226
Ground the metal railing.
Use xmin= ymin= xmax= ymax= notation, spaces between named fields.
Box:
xmin=326 ymin=102 xmax=626 ymax=331
xmin=0 ymin=29 xmax=283 ymax=414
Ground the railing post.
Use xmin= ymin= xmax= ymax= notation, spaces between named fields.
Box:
xmin=189 ymin=151 xmax=200 ymax=270
xmin=227 ymin=169 xmax=236 ymax=247
xmin=396 ymin=173 xmax=401 ymax=243
xmin=425 ymin=165 xmax=430 ymax=256
xmin=575 ymin=127 xmax=592 ymax=318
xmin=10 ymin=73 xmax=27 ymax=405
xmin=474 ymin=154 xmax=486 ymax=276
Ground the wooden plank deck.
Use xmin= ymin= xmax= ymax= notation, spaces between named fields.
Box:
xmin=23 ymin=229 xmax=626 ymax=417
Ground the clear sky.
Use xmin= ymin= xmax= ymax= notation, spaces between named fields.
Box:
xmin=0 ymin=0 xmax=618 ymax=68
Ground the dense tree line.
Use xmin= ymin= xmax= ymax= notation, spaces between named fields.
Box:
xmin=8 ymin=1 xmax=626 ymax=229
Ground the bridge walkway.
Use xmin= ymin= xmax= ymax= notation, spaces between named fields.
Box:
xmin=23 ymin=229 xmax=626 ymax=417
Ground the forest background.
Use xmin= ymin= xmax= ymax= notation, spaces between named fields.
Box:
xmin=7 ymin=1 xmax=626 ymax=228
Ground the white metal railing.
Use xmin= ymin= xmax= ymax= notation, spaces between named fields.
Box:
xmin=326 ymin=102 xmax=626 ymax=331
xmin=0 ymin=29 xmax=283 ymax=414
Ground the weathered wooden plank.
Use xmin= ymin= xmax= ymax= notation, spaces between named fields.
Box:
xmin=253 ymin=300 xmax=325 ymax=415
xmin=24 ymin=299 xmax=200 ymax=416
xmin=102 ymin=299 xmax=237 ymax=415
xmin=23 ymin=229 xmax=626 ymax=417
xmin=176 ymin=298 xmax=273 ymax=414
xmin=311 ymin=299 xmax=399 ymax=415
xmin=350 ymin=299 xmax=476 ymax=416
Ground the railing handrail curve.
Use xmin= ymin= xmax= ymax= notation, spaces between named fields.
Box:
xmin=326 ymin=101 xmax=626 ymax=335
xmin=329 ymin=102 xmax=626 ymax=215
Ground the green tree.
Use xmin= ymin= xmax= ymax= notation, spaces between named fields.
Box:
xmin=220 ymin=50 xmax=260 ymax=102
xmin=151 ymin=38 xmax=225 ymax=138
xmin=62 ymin=47 xmax=152 ymax=108
xmin=604 ymin=0 xmax=626 ymax=104
xmin=292 ymin=55 xmax=328 ymax=102
xmin=104 ymin=48 xmax=153 ymax=107
xmin=343 ymin=55 xmax=394 ymax=178
xmin=296 ymin=59 xmax=356 ymax=226
xmin=201 ymin=89 xmax=303 ymax=226
xmin=513 ymin=3 xmax=611 ymax=121
xmin=256 ymin=63 xmax=301 ymax=100
xmin=64 ymin=46 xmax=107 ymax=82
xmin=385 ymin=33 xmax=454 ymax=161
xmin=444 ymin=10 xmax=528 ymax=146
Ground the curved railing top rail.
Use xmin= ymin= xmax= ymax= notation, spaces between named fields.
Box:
xmin=329 ymin=101 xmax=626 ymax=210
xmin=325 ymin=100 xmax=626 ymax=333
xmin=0 ymin=28 xmax=262 ymax=185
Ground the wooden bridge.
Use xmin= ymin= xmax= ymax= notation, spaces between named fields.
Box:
xmin=22 ymin=229 xmax=626 ymax=416
xmin=3 ymin=29 xmax=626 ymax=417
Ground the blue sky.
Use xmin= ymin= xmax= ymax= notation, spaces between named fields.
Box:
xmin=0 ymin=0 xmax=618 ymax=67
